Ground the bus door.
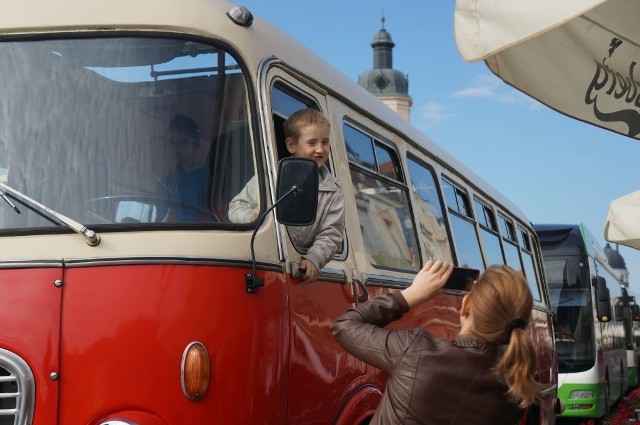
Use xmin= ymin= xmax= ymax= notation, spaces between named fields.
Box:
xmin=263 ymin=69 xmax=370 ymax=424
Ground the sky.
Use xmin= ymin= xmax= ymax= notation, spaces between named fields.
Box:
xmin=239 ymin=0 xmax=640 ymax=289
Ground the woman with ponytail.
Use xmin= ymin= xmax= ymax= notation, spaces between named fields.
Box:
xmin=332 ymin=260 xmax=540 ymax=425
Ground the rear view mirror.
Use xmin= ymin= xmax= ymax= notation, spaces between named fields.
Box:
xmin=245 ymin=157 xmax=319 ymax=294
xmin=592 ymin=276 xmax=612 ymax=322
xmin=275 ymin=157 xmax=318 ymax=226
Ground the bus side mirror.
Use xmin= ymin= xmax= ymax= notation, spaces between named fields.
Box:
xmin=593 ymin=276 xmax=612 ymax=322
xmin=633 ymin=304 xmax=640 ymax=321
xmin=275 ymin=157 xmax=318 ymax=226
xmin=245 ymin=157 xmax=319 ymax=294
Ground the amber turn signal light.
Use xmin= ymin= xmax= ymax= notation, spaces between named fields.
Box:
xmin=181 ymin=341 xmax=210 ymax=401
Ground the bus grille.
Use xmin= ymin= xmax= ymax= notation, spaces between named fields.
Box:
xmin=0 ymin=349 xmax=34 ymax=425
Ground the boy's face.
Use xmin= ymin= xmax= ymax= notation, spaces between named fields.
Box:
xmin=285 ymin=123 xmax=330 ymax=168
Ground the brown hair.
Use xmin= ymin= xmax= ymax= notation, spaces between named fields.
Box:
xmin=467 ymin=266 xmax=540 ymax=408
xmin=283 ymin=108 xmax=330 ymax=141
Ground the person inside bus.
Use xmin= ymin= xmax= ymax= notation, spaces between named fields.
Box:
xmin=332 ymin=260 xmax=541 ymax=425
xmin=156 ymin=114 xmax=208 ymax=221
xmin=228 ymin=108 xmax=345 ymax=283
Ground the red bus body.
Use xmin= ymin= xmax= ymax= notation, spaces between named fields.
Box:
xmin=0 ymin=1 xmax=557 ymax=424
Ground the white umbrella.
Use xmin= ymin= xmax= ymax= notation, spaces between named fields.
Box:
xmin=454 ymin=0 xmax=640 ymax=140
xmin=604 ymin=190 xmax=640 ymax=249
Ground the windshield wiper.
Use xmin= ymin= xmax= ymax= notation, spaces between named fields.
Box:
xmin=0 ymin=189 xmax=20 ymax=213
xmin=0 ymin=182 xmax=100 ymax=246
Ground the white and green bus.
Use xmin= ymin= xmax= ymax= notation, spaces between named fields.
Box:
xmin=534 ymin=223 xmax=634 ymax=421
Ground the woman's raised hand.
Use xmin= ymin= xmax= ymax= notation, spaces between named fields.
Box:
xmin=401 ymin=260 xmax=454 ymax=308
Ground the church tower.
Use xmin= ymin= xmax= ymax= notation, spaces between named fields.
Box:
xmin=358 ymin=16 xmax=412 ymax=121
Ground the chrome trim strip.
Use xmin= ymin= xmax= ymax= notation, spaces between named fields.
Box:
xmin=64 ymin=256 xmax=284 ymax=271
xmin=364 ymin=273 xmax=413 ymax=288
xmin=318 ymin=268 xmax=347 ymax=284
xmin=256 ymin=56 xmax=286 ymax=262
xmin=0 ymin=260 xmax=63 ymax=269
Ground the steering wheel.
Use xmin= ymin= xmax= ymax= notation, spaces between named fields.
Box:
xmin=85 ymin=194 xmax=219 ymax=223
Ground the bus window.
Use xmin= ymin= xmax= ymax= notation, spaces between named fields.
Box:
xmin=498 ymin=214 xmax=522 ymax=270
xmin=2 ymin=37 xmax=253 ymax=228
xmin=518 ymin=226 xmax=542 ymax=301
xmin=344 ymin=124 xmax=376 ymax=169
xmin=345 ymin=123 xmax=419 ymax=272
xmin=375 ymin=144 xmax=401 ymax=181
xmin=406 ymin=156 xmax=452 ymax=263
xmin=271 ymin=83 xmax=317 ymax=160
xmin=441 ymin=179 xmax=483 ymax=270
xmin=543 ymin=256 xmax=594 ymax=371
xmin=474 ymin=198 xmax=505 ymax=268
xmin=268 ymin=84 xmax=344 ymax=256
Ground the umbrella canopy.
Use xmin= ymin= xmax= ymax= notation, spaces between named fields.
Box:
xmin=454 ymin=0 xmax=640 ymax=140
xmin=604 ymin=190 xmax=640 ymax=249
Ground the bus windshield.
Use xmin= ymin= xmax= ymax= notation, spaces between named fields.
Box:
xmin=544 ymin=256 xmax=595 ymax=372
xmin=0 ymin=36 xmax=254 ymax=230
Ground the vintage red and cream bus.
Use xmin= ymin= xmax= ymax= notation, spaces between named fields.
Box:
xmin=0 ymin=0 xmax=558 ymax=423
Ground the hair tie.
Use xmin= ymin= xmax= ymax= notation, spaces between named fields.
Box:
xmin=504 ymin=318 xmax=526 ymax=339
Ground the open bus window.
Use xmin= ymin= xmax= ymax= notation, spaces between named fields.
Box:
xmin=263 ymin=83 xmax=345 ymax=258
xmin=0 ymin=36 xmax=254 ymax=230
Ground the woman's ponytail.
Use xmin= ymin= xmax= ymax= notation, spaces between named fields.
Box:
xmin=467 ymin=266 xmax=541 ymax=408
xmin=493 ymin=323 xmax=539 ymax=407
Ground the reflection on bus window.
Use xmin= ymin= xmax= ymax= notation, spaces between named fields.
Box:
xmin=518 ymin=226 xmax=542 ymax=301
xmin=441 ymin=179 xmax=483 ymax=270
xmin=474 ymin=198 xmax=504 ymax=268
xmin=406 ymin=156 xmax=452 ymax=263
xmin=0 ymin=37 xmax=254 ymax=230
xmin=375 ymin=144 xmax=401 ymax=181
xmin=344 ymin=124 xmax=375 ymax=169
xmin=345 ymin=123 xmax=418 ymax=272
xmin=498 ymin=214 xmax=522 ymax=270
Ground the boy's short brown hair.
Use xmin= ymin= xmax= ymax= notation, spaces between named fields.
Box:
xmin=283 ymin=108 xmax=330 ymax=141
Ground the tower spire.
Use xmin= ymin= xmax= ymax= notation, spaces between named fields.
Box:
xmin=357 ymin=16 xmax=413 ymax=121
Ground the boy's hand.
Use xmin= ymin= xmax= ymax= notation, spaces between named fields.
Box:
xmin=401 ymin=260 xmax=453 ymax=308
xmin=299 ymin=259 xmax=318 ymax=283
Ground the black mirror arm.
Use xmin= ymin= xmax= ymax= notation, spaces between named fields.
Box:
xmin=245 ymin=185 xmax=300 ymax=294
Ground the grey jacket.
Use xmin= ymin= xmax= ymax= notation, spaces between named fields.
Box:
xmin=331 ymin=292 xmax=523 ymax=425
xmin=228 ymin=165 xmax=345 ymax=270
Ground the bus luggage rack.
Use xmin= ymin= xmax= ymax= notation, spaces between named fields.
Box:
xmin=0 ymin=349 xmax=34 ymax=425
